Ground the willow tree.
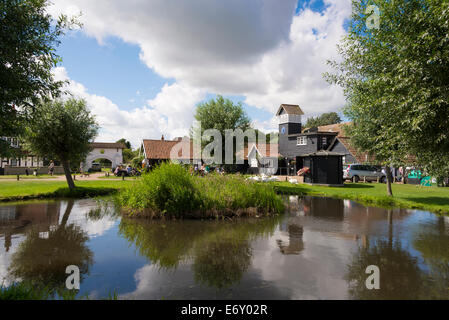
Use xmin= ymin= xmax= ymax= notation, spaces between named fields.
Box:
xmin=326 ymin=0 xmax=449 ymax=196
xmin=24 ymin=98 xmax=98 ymax=189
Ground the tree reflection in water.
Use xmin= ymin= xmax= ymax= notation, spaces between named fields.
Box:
xmin=346 ymin=239 xmax=423 ymax=299
xmin=7 ymin=200 xmax=93 ymax=297
xmin=413 ymin=217 xmax=449 ymax=299
xmin=193 ymin=235 xmax=252 ymax=289
xmin=119 ymin=216 xmax=281 ymax=289
xmin=346 ymin=211 xmax=423 ymax=299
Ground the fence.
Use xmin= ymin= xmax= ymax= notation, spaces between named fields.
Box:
xmin=2 ymin=166 xmax=65 ymax=175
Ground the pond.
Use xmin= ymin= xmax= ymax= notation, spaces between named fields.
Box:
xmin=0 ymin=196 xmax=448 ymax=299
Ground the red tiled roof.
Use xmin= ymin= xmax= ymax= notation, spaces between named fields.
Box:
xmin=91 ymin=142 xmax=126 ymax=149
xmin=316 ymin=122 xmax=351 ymax=137
xmin=303 ymin=122 xmax=351 ymax=137
xmin=142 ymin=138 xmax=195 ymax=160
xmin=303 ymin=122 xmax=375 ymax=163
xmin=337 ymin=137 xmax=375 ymax=163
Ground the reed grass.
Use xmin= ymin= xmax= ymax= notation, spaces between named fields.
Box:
xmin=116 ymin=163 xmax=284 ymax=219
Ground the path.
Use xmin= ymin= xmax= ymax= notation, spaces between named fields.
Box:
xmin=0 ymin=172 xmax=107 ymax=182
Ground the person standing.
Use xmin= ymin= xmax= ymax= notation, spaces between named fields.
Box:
xmin=48 ymin=160 xmax=55 ymax=176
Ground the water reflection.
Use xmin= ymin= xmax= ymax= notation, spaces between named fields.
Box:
xmin=0 ymin=197 xmax=448 ymax=299
xmin=5 ymin=200 xmax=93 ymax=296
xmin=0 ymin=202 xmax=60 ymax=252
xmin=277 ymin=224 xmax=304 ymax=255
xmin=303 ymin=197 xmax=345 ymax=221
xmin=346 ymin=238 xmax=423 ymax=299
xmin=118 ymin=217 xmax=281 ymax=289
xmin=413 ymin=216 xmax=449 ymax=299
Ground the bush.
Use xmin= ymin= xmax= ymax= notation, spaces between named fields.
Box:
xmin=116 ymin=162 xmax=284 ymax=218
xmin=116 ymin=162 xmax=201 ymax=218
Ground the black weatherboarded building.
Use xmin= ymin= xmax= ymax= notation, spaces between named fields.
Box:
xmin=301 ymin=151 xmax=344 ymax=186
xmin=277 ymin=104 xmax=348 ymax=186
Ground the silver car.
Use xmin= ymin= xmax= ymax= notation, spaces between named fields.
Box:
xmin=343 ymin=164 xmax=386 ymax=183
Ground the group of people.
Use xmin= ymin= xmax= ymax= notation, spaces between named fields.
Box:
xmin=190 ymin=164 xmax=225 ymax=176
xmin=114 ymin=164 xmax=141 ymax=177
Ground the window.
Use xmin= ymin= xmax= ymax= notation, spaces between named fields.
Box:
xmin=250 ymin=158 xmax=258 ymax=168
xmin=321 ymin=136 xmax=327 ymax=146
xmin=297 ymin=136 xmax=307 ymax=146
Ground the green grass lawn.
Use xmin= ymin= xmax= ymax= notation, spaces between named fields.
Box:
xmin=274 ymin=182 xmax=449 ymax=215
xmin=0 ymin=179 xmax=133 ymax=201
xmin=2 ymin=174 xmax=449 ymax=215
xmin=97 ymin=175 xmax=139 ymax=180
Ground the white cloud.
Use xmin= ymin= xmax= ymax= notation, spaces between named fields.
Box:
xmin=53 ymin=67 xmax=206 ymax=148
xmin=49 ymin=0 xmax=351 ymax=138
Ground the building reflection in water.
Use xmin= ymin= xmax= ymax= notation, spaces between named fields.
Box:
xmin=277 ymin=223 xmax=304 ymax=255
xmin=0 ymin=201 xmax=93 ymax=297
xmin=0 ymin=202 xmax=60 ymax=252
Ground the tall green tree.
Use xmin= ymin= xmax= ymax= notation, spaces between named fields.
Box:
xmin=192 ymin=95 xmax=251 ymax=166
xmin=116 ymin=138 xmax=131 ymax=149
xmin=325 ymin=0 xmax=449 ymax=196
xmin=24 ymin=98 xmax=99 ymax=189
xmin=305 ymin=112 xmax=342 ymax=128
xmin=116 ymin=138 xmax=138 ymax=163
xmin=0 ymin=0 xmax=79 ymax=156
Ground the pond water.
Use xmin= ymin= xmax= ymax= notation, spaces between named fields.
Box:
xmin=0 ymin=196 xmax=448 ymax=300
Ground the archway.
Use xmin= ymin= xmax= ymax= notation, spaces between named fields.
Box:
xmin=91 ymin=157 xmax=113 ymax=172
xmin=83 ymin=142 xmax=124 ymax=172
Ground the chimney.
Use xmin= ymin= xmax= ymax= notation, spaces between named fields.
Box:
xmin=161 ymin=135 xmax=164 ymax=141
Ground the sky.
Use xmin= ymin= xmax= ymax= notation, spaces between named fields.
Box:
xmin=48 ymin=0 xmax=352 ymax=148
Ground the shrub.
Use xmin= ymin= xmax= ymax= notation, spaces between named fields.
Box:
xmin=116 ymin=162 xmax=201 ymax=218
xmin=116 ymin=163 xmax=284 ymax=218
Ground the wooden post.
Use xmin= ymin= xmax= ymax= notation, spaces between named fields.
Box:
xmin=17 ymin=174 xmax=19 ymax=181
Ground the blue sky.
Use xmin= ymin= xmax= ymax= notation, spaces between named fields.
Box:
xmin=51 ymin=0 xmax=351 ymax=147
xmin=56 ymin=34 xmax=276 ymax=127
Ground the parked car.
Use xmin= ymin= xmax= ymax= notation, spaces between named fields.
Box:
xmin=90 ymin=162 xmax=102 ymax=172
xmin=343 ymin=164 xmax=386 ymax=183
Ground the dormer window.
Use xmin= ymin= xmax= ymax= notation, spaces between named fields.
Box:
xmin=321 ymin=136 xmax=327 ymax=146
xmin=297 ymin=136 xmax=307 ymax=146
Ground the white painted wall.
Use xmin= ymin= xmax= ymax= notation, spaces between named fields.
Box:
xmin=84 ymin=148 xmax=123 ymax=171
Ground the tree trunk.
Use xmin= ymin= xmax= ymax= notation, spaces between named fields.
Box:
xmin=385 ymin=165 xmax=393 ymax=197
xmin=60 ymin=199 xmax=74 ymax=228
xmin=62 ymin=159 xmax=75 ymax=190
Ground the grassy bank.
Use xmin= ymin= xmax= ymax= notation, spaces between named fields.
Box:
xmin=0 ymin=283 xmax=117 ymax=300
xmin=116 ymin=163 xmax=284 ymax=219
xmin=274 ymin=182 xmax=449 ymax=214
xmin=0 ymin=180 xmax=133 ymax=202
